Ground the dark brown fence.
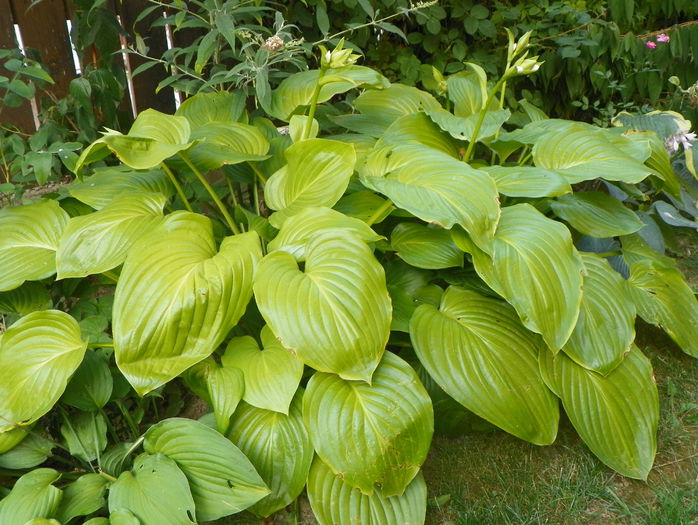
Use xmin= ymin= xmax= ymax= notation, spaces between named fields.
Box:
xmin=0 ymin=0 xmax=175 ymax=131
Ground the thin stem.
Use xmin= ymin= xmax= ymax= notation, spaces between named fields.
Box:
xmin=100 ymin=407 xmax=120 ymax=444
xmin=253 ymin=177 xmax=261 ymax=217
xmin=303 ymin=68 xmax=326 ymax=140
xmin=115 ymin=400 xmax=140 ymax=441
xmin=366 ymin=199 xmax=394 ymax=227
xmin=161 ymin=162 xmax=193 ymax=212
xmin=463 ymin=76 xmax=508 ymax=163
xmin=99 ymin=470 xmax=118 ymax=483
xmin=225 ymin=177 xmax=239 ymax=208
xmin=87 ymin=342 xmax=114 ymax=349
xmin=248 ymin=161 xmax=267 ymax=184
xmin=102 ymin=270 xmax=120 ymax=283
xmin=178 ymin=152 xmax=241 ymax=234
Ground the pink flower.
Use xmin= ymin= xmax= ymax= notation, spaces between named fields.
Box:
xmin=646 ymin=41 xmax=657 ymax=49
xmin=656 ymin=33 xmax=670 ymax=43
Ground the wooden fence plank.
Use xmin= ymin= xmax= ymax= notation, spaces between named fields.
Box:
xmin=10 ymin=0 xmax=75 ymax=101
xmin=0 ymin=0 xmax=35 ymax=130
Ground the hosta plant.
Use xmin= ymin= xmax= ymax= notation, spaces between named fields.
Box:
xmin=1 ymin=33 xmax=697 ymax=524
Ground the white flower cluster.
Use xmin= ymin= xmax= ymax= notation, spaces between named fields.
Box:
xmin=664 ymin=130 xmax=697 ymax=154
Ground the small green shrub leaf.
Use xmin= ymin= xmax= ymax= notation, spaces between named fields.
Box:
xmin=307 ymin=457 xmax=427 ymax=525
xmin=143 ymin=418 xmax=269 ymax=521
xmin=391 ymin=222 xmax=463 ymax=269
xmin=550 ymin=192 xmax=644 ymax=237
xmin=0 ymin=469 xmax=62 ymax=524
xmin=410 ymin=287 xmax=559 ymax=445
xmin=539 ymin=347 xmax=658 ymax=479
xmin=303 ymin=352 xmax=433 ymax=496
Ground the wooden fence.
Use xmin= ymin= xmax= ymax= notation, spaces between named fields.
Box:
xmin=0 ymin=0 xmax=175 ymax=131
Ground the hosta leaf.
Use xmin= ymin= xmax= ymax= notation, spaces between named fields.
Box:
xmin=22 ymin=519 xmax=60 ymax=525
xmin=270 ymin=66 xmax=389 ymax=121
xmin=303 ymin=352 xmax=433 ymax=496
xmin=55 ymin=473 xmax=109 ymax=524
xmin=0 ymin=200 xmax=70 ymax=291
xmin=532 ymin=124 xmax=655 ymax=184
xmin=143 ymin=418 xmax=269 ymax=521
xmin=391 ymin=223 xmax=463 ymax=269
xmin=254 ymin=231 xmax=391 ymax=382
xmin=361 ymin=144 xmax=499 ymax=254
xmin=376 ymin=113 xmax=460 ymax=158
xmin=482 ymin=165 xmax=571 ymax=198
xmin=550 ymin=192 xmax=644 ymax=238
xmin=108 ymin=510 xmax=140 ymax=525
xmin=265 ymin=138 xmax=356 ymax=228
xmin=113 ymin=213 xmax=261 ymax=396
xmin=425 ymin=107 xmax=511 ymax=142
xmin=385 ymin=260 xmax=432 ymax=332
xmin=183 ymin=358 xmax=244 ymax=435
xmin=410 ymin=287 xmax=559 ymax=445
xmin=56 ymin=193 xmax=166 ymax=279
xmin=60 ymin=411 xmax=108 ymax=463
xmin=222 ymin=327 xmax=303 ymax=414
xmin=0 ymin=425 xmax=29 ymax=454
xmin=626 ymin=259 xmax=698 ymax=357
xmin=562 ymin=254 xmax=636 ymax=374
xmin=185 ymin=122 xmax=270 ymax=171
xmin=227 ymin=392 xmax=313 ymax=518
xmin=0 ymin=469 xmax=62 ymax=524
xmin=68 ymin=166 xmax=173 ymax=210
xmin=175 ymin=91 xmax=247 ymax=126
xmin=454 ymin=204 xmax=584 ymax=351
xmin=0 ymin=432 xmax=54 ymax=469
xmin=267 ymin=206 xmax=382 ymax=260
xmin=61 ymin=350 xmax=113 ymax=411
xmin=351 ymin=83 xmax=441 ymax=131
xmin=539 ymin=347 xmax=658 ymax=479
xmin=0 ymin=310 xmax=87 ymax=432
xmin=108 ymin=453 xmax=196 ymax=525
xmin=0 ymin=282 xmax=52 ymax=315
xmin=307 ymin=457 xmax=427 ymax=525
xmin=334 ymin=191 xmax=394 ymax=223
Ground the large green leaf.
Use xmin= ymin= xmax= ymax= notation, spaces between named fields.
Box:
xmin=265 ymin=138 xmax=356 ymax=228
xmin=303 ymin=352 xmax=433 ymax=496
xmin=385 ymin=260 xmax=432 ymax=332
xmin=183 ymin=358 xmax=244 ymax=435
xmin=626 ymin=259 xmax=698 ymax=357
xmin=143 ymin=418 xmax=269 ymax=521
xmin=453 ymin=204 xmax=584 ymax=351
xmin=108 ymin=453 xmax=196 ymax=525
xmin=0 ymin=469 xmax=62 ymax=524
xmin=270 ymin=66 xmax=389 ymax=121
xmin=60 ymin=411 xmax=108 ymax=463
xmin=61 ymin=350 xmax=113 ymax=411
xmin=410 ymin=287 xmax=559 ymax=445
xmin=550 ymin=192 xmax=644 ymax=238
xmin=353 ymin=84 xmax=441 ymax=130
xmin=56 ymin=193 xmax=166 ymax=279
xmin=334 ymin=191 xmax=394 ymax=224
xmin=0 ymin=200 xmax=70 ymax=291
xmin=175 ymin=91 xmax=247 ymax=126
xmin=425 ymin=107 xmax=511 ymax=142
xmin=113 ymin=213 xmax=261 ymax=396
xmin=222 ymin=326 xmax=303 ymax=414
xmin=0 ymin=425 xmax=29 ymax=454
xmin=55 ymin=473 xmax=109 ymax=524
xmin=0 ymin=310 xmax=87 ymax=432
xmin=539 ymin=347 xmax=658 ymax=479
xmin=481 ymin=166 xmax=571 ymax=198
xmin=562 ymin=254 xmax=636 ymax=374
xmin=375 ymin=113 xmax=460 ymax=158
xmin=254 ymin=231 xmax=391 ymax=382
xmin=391 ymin=223 xmax=463 ymax=269
xmin=0 ymin=282 xmax=52 ymax=315
xmin=307 ymin=458 xmax=427 ymax=525
xmin=532 ymin=123 xmax=655 ymax=184
xmin=0 ymin=432 xmax=54 ymax=469
xmin=185 ymin=122 xmax=270 ymax=171
xmin=448 ymin=63 xmax=488 ymax=117
xmin=226 ymin=391 xmax=313 ymax=518
xmin=267 ymin=206 xmax=382 ymax=260
xmin=361 ymin=144 xmax=499 ymax=254
xmin=68 ymin=166 xmax=173 ymax=210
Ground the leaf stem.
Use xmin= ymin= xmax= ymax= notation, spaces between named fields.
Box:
xmin=366 ymin=198 xmax=395 ymax=226
xmin=303 ymin=68 xmax=326 ymax=141
xmin=178 ymin=152 xmax=241 ymax=234
xmin=101 ymin=270 xmax=120 ymax=283
xmin=463 ymin=76 xmax=508 ymax=163
xmin=160 ymin=162 xmax=193 ymax=212
xmin=87 ymin=342 xmax=114 ymax=349
xmin=115 ymin=400 xmax=140 ymax=441
xmin=248 ymin=161 xmax=268 ymax=184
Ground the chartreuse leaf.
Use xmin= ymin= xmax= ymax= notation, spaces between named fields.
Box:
xmin=425 ymin=106 xmax=511 ymax=142
xmin=453 ymin=204 xmax=584 ymax=351
xmin=448 ymin=63 xmax=488 ymax=117
xmin=352 ymin=84 xmax=441 ymax=130
xmin=482 ymin=166 xmax=571 ymax=198
xmin=0 ymin=200 xmax=70 ymax=291
xmin=361 ymin=143 xmax=499 ymax=254
xmin=0 ymin=469 xmax=62 ymax=524
xmin=0 ymin=282 xmax=52 ymax=315
xmin=68 ymin=166 xmax=173 ymax=210
xmin=532 ymin=123 xmax=654 ymax=184
xmin=385 ymin=260 xmax=432 ymax=333
xmin=303 ymin=352 xmax=433 ymax=496
xmin=143 ymin=418 xmax=269 ymax=521
xmin=55 ymin=473 xmax=109 ymax=524
xmin=113 ymin=213 xmax=261 ymax=396
xmin=61 ymin=350 xmax=113 ymax=411
xmin=267 ymin=206 xmax=382 ymax=260
xmin=0 ymin=425 xmax=30 ymax=454
xmin=550 ymin=192 xmax=644 ymax=237
xmin=222 ymin=326 xmax=303 ymax=414
xmin=56 ymin=193 xmax=167 ymax=279
xmin=185 ymin=122 xmax=270 ymax=171
xmin=376 ymin=113 xmax=460 ymax=158
xmin=108 ymin=453 xmax=196 ymax=525
xmin=60 ymin=411 xmax=108 ymax=463
xmin=264 ymin=138 xmax=356 ymax=228
xmin=334 ymin=191 xmax=394 ymax=223
xmin=410 ymin=287 xmax=559 ymax=445
xmin=0 ymin=310 xmax=87 ymax=432
xmin=0 ymin=432 xmax=54 ymax=469
xmin=391 ymin=223 xmax=463 ymax=269
xmin=626 ymin=259 xmax=698 ymax=357
xmin=175 ymin=91 xmax=247 ymax=126
xmin=22 ymin=519 xmax=61 ymax=525
xmin=227 ymin=391 xmax=313 ymax=518
xmin=562 ymin=254 xmax=636 ymax=374
xmin=539 ymin=347 xmax=658 ymax=479
xmin=254 ymin=231 xmax=391 ymax=382
xmin=270 ymin=66 xmax=389 ymax=121
xmin=307 ymin=457 xmax=427 ymax=525
xmin=183 ymin=358 xmax=244 ymax=435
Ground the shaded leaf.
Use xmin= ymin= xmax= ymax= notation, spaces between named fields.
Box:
xmin=550 ymin=192 xmax=644 ymax=237
xmin=391 ymin=223 xmax=463 ymax=269
xmin=0 ymin=469 xmax=62 ymax=524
